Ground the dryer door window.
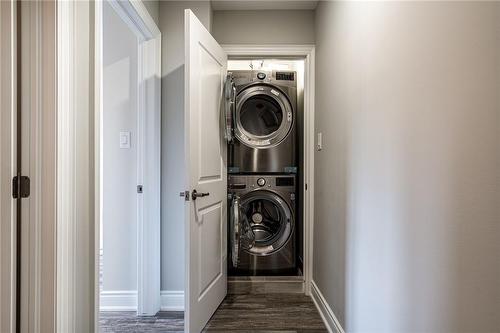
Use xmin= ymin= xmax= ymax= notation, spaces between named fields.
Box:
xmin=240 ymin=95 xmax=283 ymax=136
xmin=235 ymin=85 xmax=293 ymax=148
xmin=223 ymin=73 xmax=236 ymax=142
xmin=240 ymin=191 xmax=293 ymax=256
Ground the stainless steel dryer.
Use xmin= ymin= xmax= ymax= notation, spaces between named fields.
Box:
xmin=228 ymin=174 xmax=297 ymax=275
xmin=225 ymin=70 xmax=297 ymax=174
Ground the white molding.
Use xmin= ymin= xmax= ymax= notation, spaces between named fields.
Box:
xmin=100 ymin=291 xmax=138 ymax=312
xmin=107 ymin=0 xmax=160 ymax=41
xmin=57 ymin=2 xmax=78 ymax=330
xmin=57 ymin=1 xmax=95 ymax=331
xmin=222 ymin=44 xmax=316 ymax=57
xmin=160 ymin=291 xmax=185 ymax=312
xmin=93 ymin=2 xmax=103 ymax=332
xmin=135 ymin=33 xmax=162 ymax=317
xmin=99 ymin=290 xmax=185 ymax=312
xmin=0 ymin=2 xmax=17 ymax=332
xmin=310 ymin=281 xmax=345 ymax=333
xmin=221 ymin=44 xmax=315 ymax=296
xmin=303 ymin=47 xmax=315 ymax=296
xmin=98 ymin=0 xmax=162 ymax=319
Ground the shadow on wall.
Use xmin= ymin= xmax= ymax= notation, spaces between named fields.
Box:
xmin=161 ymin=65 xmax=186 ymax=292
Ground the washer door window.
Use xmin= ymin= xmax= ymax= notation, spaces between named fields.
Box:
xmin=240 ymin=191 xmax=293 ymax=256
xmin=235 ymin=85 xmax=293 ymax=148
xmin=230 ymin=195 xmax=255 ymax=267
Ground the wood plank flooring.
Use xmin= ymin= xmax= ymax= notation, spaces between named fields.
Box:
xmin=100 ymin=311 xmax=184 ymax=332
xmin=203 ymin=293 xmax=327 ymax=332
xmin=100 ymin=293 xmax=326 ymax=332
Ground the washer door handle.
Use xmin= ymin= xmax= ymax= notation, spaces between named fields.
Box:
xmin=191 ymin=189 xmax=209 ymax=200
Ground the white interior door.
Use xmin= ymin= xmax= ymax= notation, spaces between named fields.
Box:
xmin=184 ymin=9 xmax=228 ymax=333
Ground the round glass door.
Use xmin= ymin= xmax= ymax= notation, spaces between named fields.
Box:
xmin=235 ymin=85 xmax=293 ymax=148
xmin=240 ymin=191 xmax=293 ymax=256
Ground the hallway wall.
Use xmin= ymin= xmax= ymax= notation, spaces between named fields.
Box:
xmin=212 ymin=10 xmax=315 ymax=44
xmin=142 ymin=0 xmax=159 ymax=26
xmin=102 ymin=1 xmax=139 ymax=294
xmin=313 ymin=1 xmax=500 ymax=331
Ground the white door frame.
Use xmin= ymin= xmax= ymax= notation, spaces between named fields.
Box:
xmin=221 ymin=44 xmax=316 ymax=295
xmin=0 ymin=2 xmax=17 ymax=332
xmin=102 ymin=0 xmax=162 ymax=316
xmin=56 ymin=0 xmax=161 ymax=330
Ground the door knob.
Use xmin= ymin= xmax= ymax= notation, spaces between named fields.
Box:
xmin=191 ymin=189 xmax=209 ymax=200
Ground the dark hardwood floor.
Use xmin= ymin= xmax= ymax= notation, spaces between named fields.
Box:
xmin=99 ymin=293 xmax=326 ymax=332
xmin=203 ymin=293 xmax=327 ymax=332
xmin=100 ymin=311 xmax=184 ymax=332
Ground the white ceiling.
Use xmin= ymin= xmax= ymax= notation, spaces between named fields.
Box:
xmin=211 ymin=0 xmax=319 ymax=11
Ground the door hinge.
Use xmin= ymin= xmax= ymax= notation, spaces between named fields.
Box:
xmin=12 ymin=175 xmax=30 ymax=199
xmin=137 ymin=185 xmax=143 ymax=194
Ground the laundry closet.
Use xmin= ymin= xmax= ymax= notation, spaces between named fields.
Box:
xmin=224 ymin=59 xmax=306 ymax=283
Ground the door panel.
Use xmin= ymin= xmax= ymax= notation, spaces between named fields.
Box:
xmin=199 ymin=46 xmax=223 ymax=181
xmin=184 ymin=9 xmax=227 ymax=333
xmin=197 ymin=203 xmax=223 ymax=297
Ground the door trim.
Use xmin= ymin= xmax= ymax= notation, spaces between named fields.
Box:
xmin=57 ymin=1 xmax=95 ymax=330
xmin=221 ymin=44 xmax=316 ymax=295
xmin=55 ymin=0 xmax=161 ymax=331
xmin=105 ymin=0 xmax=162 ymax=316
xmin=0 ymin=2 xmax=17 ymax=331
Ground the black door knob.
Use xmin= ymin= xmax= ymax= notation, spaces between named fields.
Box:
xmin=191 ymin=189 xmax=209 ymax=200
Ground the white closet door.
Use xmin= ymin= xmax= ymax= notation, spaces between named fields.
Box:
xmin=184 ymin=9 xmax=228 ymax=333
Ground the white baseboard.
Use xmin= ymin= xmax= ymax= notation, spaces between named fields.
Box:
xmin=310 ymin=281 xmax=345 ymax=333
xmin=160 ymin=290 xmax=184 ymax=311
xmin=100 ymin=290 xmax=184 ymax=312
xmin=100 ymin=290 xmax=137 ymax=311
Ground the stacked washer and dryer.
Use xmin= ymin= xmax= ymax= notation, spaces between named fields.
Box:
xmin=225 ymin=69 xmax=299 ymax=276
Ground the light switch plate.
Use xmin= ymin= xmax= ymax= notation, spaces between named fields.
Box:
xmin=120 ymin=131 xmax=131 ymax=149
xmin=317 ymin=132 xmax=323 ymax=151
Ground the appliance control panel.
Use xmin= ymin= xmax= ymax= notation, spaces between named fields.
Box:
xmin=228 ymin=175 xmax=296 ymax=191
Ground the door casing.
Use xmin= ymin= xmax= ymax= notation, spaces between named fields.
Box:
xmin=222 ymin=44 xmax=316 ymax=295
xmin=101 ymin=0 xmax=162 ymax=317
xmin=0 ymin=2 xmax=17 ymax=332
xmin=56 ymin=0 xmax=161 ymax=331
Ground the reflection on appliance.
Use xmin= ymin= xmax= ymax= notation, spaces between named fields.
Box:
xmin=228 ymin=174 xmax=296 ymax=275
xmin=225 ymin=70 xmax=297 ymax=174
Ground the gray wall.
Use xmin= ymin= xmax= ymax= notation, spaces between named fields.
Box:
xmin=212 ymin=10 xmax=315 ymax=44
xmin=314 ymin=1 xmax=500 ymax=331
xmin=142 ymin=0 xmax=159 ymax=26
xmin=159 ymin=1 xmax=212 ymax=292
xmin=102 ymin=1 xmax=138 ymax=292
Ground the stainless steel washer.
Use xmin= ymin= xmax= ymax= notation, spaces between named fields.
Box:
xmin=225 ymin=70 xmax=297 ymax=174
xmin=228 ymin=174 xmax=297 ymax=275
